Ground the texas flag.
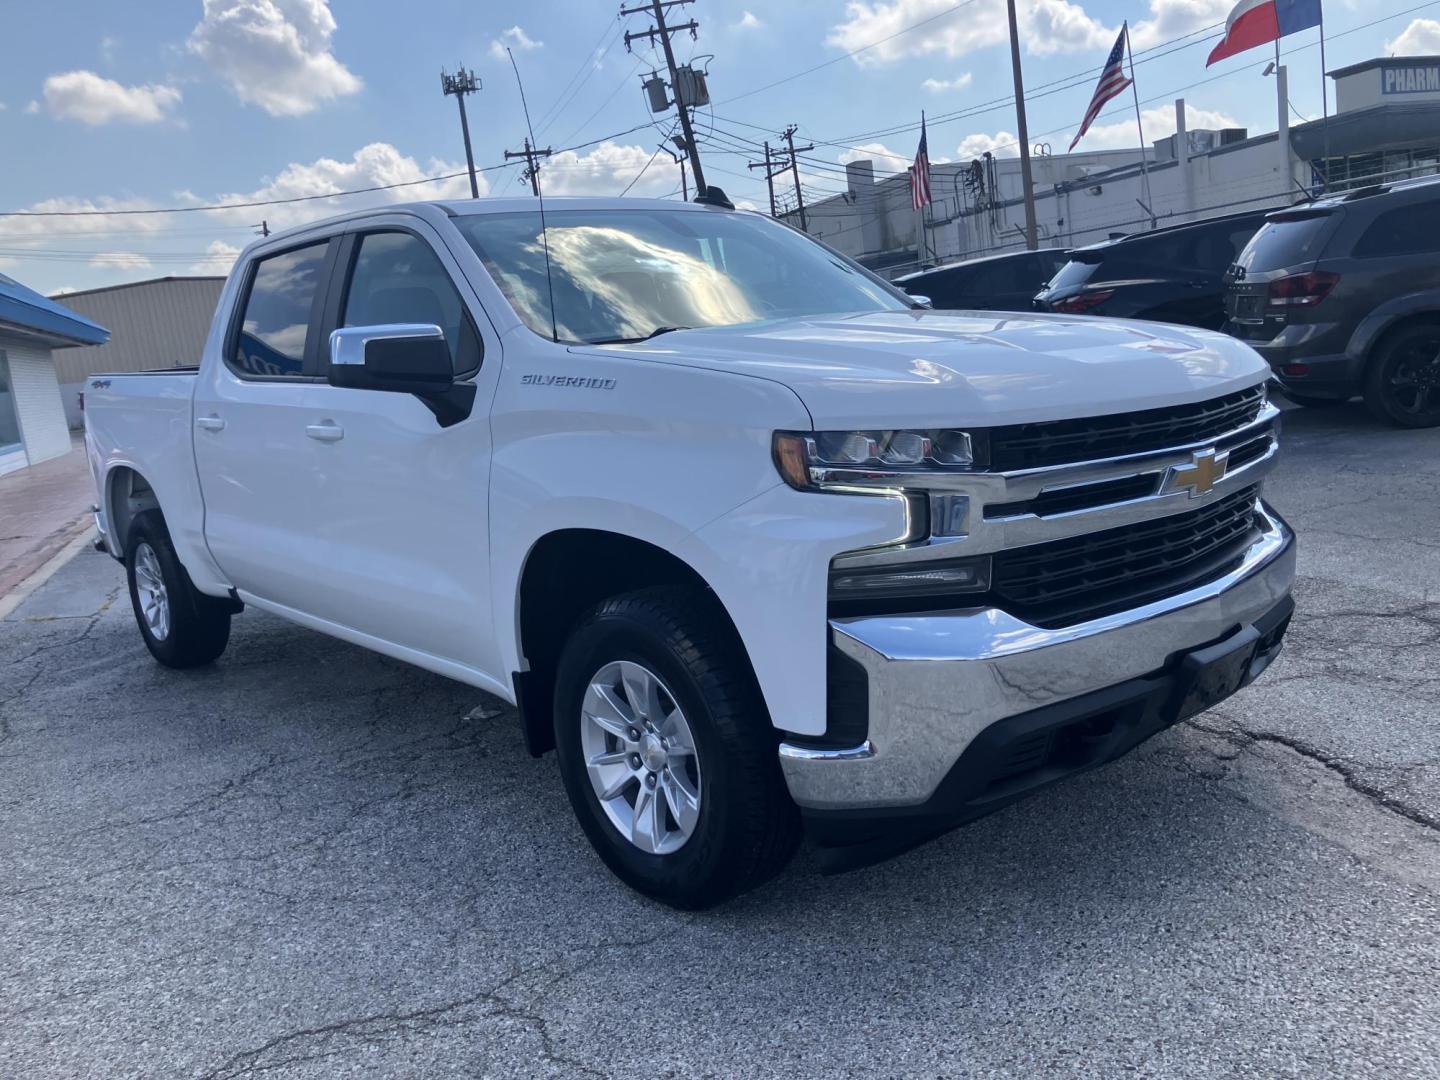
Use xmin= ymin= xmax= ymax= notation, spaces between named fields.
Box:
xmin=1206 ymin=0 xmax=1322 ymax=66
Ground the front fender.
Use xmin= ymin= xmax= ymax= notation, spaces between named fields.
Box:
xmin=488 ymin=347 xmax=817 ymax=687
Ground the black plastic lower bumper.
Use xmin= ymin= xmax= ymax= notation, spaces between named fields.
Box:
xmin=804 ymin=593 xmax=1295 ymax=872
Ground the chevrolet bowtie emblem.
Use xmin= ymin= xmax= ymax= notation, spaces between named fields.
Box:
xmin=1163 ymin=448 xmax=1230 ymax=498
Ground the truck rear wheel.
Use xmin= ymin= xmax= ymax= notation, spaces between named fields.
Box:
xmin=125 ymin=509 xmax=231 ymax=668
xmin=552 ymin=586 xmax=800 ymax=909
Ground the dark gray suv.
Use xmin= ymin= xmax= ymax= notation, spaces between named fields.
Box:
xmin=1224 ymin=176 xmax=1440 ymax=427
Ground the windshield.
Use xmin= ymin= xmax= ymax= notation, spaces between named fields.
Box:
xmin=454 ymin=208 xmax=908 ymax=343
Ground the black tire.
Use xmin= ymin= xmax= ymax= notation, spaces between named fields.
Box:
xmin=1363 ymin=323 xmax=1440 ymax=428
xmin=1281 ymin=390 xmax=1349 ymax=408
xmin=125 ymin=509 xmax=232 ymax=668
xmin=553 ymin=586 xmax=801 ymax=909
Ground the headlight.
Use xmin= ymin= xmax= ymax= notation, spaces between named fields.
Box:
xmin=773 ymin=429 xmax=975 ymax=491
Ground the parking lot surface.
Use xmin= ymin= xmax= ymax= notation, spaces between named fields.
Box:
xmin=2 ymin=405 xmax=1438 ymax=1078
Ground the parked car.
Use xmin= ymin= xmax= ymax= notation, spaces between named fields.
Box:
xmin=896 ymin=249 xmax=1068 ymax=311
xmin=1223 ymin=175 xmax=1440 ymax=426
xmin=83 ymin=197 xmax=1294 ymax=909
xmin=1034 ymin=208 xmax=1275 ymax=329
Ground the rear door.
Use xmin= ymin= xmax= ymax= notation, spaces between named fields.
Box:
xmin=193 ymin=237 xmax=336 ymax=605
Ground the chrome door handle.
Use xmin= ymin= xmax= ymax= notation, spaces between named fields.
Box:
xmin=195 ymin=415 xmax=226 ymax=432
xmin=306 ymin=422 xmax=344 ymax=442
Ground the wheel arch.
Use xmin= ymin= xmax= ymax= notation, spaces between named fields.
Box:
xmin=104 ymin=464 xmax=161 ymax=559
xmin=512 ymin=528 xmax=751 ymax=758
xmin=1350 ymin=294 xmax=1440 ymax=366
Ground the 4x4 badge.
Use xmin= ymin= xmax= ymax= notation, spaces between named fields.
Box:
xmin=1163 ymin=447 xmax=1230 ymax=498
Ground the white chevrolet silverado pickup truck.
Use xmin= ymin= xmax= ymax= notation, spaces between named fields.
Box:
xmin=85 ymin=196 xmax=1295 ymax=908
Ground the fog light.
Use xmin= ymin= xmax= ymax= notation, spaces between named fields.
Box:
xmin=829 ymin=557 xmax=991 ymax=602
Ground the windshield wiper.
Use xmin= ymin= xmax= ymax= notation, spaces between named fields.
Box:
xmin=590 ymin=325 xmax=692 ymax=345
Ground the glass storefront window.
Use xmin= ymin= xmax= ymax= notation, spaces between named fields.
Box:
xmin=0 ymin=354 xmax=23 ymax=457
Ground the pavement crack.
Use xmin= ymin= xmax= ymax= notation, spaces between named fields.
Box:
xmin=1184 ymin=718 xmax=1440 ymax=832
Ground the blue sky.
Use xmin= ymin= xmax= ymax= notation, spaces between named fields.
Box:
xmin=1 ymin=0 xmax=1436 ymax=294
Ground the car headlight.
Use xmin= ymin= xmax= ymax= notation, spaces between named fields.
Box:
xmin=773 ymin=429 xmax=975 ymax=491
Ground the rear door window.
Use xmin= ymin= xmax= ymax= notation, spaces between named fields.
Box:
xmin=1353 ymin=202 xmax=1440 ymax=258
xmin=230 ymin=241 xmax=330 ymax=379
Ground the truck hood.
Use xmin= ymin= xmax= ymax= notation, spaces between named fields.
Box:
xmin=582 ymin=310 xmax=1267 ymax=429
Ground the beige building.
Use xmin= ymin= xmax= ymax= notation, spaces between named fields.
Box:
xmin=50 ymin=276 xmax=225 ymax=427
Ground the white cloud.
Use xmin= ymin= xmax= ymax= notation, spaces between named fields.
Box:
xmin=88 ymin=252 xmax=153 ymax=271
xmin=1075 ymin=102 xmax=1239 ymax=149
xmin=1386 ymin=18 xmax=1440 ymax=55
xmin=540 ymin=141 xmax=681 ymax=198
xmin=1129 ymin=0 xmax=1232 ymax=48
xmin=207 ymin=142 xmax=482 ymax=229
xmin=39 ymin=71 xmax=180 ymax=124
xmin=956 ymin=131 xmax=1020 ymax=158
xmin=838 ymin=141 xmax=910 ymax=165
xmin=489 ymin=25 xmax=543 ymax=61
xmin=734 ymin=11 xmax=763 ymax=30
xmin=188 ymin=0 xmax=361 ymax=117
xmin=190 ymin=240 xmax=243 ymax=275
xmin=923 ymin=73 xmax=972 ymax=92
xmin=828 ymin=0 xmax=1113 ymax=64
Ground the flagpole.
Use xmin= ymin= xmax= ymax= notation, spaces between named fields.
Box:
xmin=1318 ymin=5 xmax=1332 ymax=192
xmin=1124 ymin=22 xmax=1156 ymax=228
xmin=920 ymin=110 xmax=931 ymax=265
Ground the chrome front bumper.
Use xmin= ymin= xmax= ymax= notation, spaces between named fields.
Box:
xmin=779 ymin=502 xmax=1296 ymax=811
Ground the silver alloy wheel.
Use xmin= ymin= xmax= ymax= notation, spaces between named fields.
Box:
xmin=133 ymin=542 xmax=171 ymax=642
xmin=580 ymin=660 xmax=702 ymax=855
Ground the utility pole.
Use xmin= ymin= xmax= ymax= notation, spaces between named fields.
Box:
xmin=440 ymin=67 xmax=482 ymax=199
xmin=747 ymin=141 xmax=782 ymax=217
xmin=504 ymin=138 xmax=554 ymax=196
xmin=781 ymin=125 xmax=815 ymax=232
xmin=252 ymin=220 xmax=269 ymax=238
xmin=1004 ymin=0 xmax=1039 ymax=249
xmin=622 ymin=0 xmax=708 ymax=195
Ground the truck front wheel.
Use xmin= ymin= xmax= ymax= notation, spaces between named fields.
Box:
xmin=552 ymin=586 xmax=800 ymax=909
xmin=124 ymin=510 xmax=232 ymax=668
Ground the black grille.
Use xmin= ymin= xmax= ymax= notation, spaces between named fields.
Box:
xmin=986 ymin=386 xmax=1266 ymax=471
xmin=991 ymin=487 xmax=1262 ymax=628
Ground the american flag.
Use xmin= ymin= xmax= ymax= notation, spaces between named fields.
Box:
xmin=1069 ymin=23 xmax=1133 ymax=151
xmin=910 ymin=116 xmax=932 ymax=210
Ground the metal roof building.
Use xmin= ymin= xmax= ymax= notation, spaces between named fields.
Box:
xmin=0 ymin=273 xmax=108 ymax=475
xmin=48 ymin=275 xmax=225 ymax=427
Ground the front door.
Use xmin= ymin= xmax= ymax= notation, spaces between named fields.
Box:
xmin=288 ymin=224 xmax=498 ymax=672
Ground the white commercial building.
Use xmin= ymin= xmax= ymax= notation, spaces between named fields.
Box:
xmin=793 ymin=54 xmax=1440 ymax=277
xmin=0 ymin=273 xmax=108 ymax=476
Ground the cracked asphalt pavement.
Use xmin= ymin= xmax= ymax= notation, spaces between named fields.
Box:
xmin=3 ymin=405 xmax=1439 ymax=1078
